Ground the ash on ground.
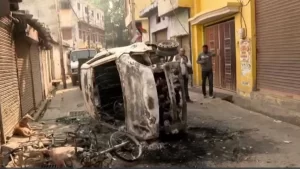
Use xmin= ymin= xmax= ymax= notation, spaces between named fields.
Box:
xmin=123 ymin=126 xmax=257 ymax=168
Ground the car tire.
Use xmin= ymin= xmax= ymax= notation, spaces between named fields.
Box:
xmin=157 ymin=40 xmax=179 ymax=51
xmin=156 ymin=49 xmax=178 ymax=57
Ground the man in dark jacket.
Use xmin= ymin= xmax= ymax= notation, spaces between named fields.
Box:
xmin=197 ymin=45 xmax=216 ymax=98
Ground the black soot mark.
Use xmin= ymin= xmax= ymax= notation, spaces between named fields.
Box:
xmin=148 ymin=97 xmax=155 ymax=110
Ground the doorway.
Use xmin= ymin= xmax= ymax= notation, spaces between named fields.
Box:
xmin=204 ymin=19 xmax=236 ymax=91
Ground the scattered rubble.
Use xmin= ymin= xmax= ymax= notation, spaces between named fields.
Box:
xmin=2 ymin=113 xmax=144 ymax=168
xmin=2 ymin=110 xmax=261 ymax=168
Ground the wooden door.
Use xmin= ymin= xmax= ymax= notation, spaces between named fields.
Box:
xmin=204 ymin=20 xmax=236 ymax=91
xmin=219 ymin=20 xmax=236 ymax=91
xmin=205 ymin=24 xmax=220 ymax=87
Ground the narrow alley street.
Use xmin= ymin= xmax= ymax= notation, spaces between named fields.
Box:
xmin=28 ymin=82 xmax=300 ymax=168
xmin=2 ymin=0 xmax=300 ymax=168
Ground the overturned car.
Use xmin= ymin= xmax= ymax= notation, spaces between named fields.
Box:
xmin=80 ymin=41 xmax=187 ymax=141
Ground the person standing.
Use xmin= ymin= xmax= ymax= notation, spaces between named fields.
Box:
xmin=197 ymin=45 xmax=216 ymax=98
xmin=174 ymin=48 xmax=193 ymax=102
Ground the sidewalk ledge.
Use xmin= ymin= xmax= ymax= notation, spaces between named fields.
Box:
xmin=189 ymin=86 xmax=300 ymax=127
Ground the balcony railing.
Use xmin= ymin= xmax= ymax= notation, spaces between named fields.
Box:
xmin=78 ymin=17 xmax=104 ymax=30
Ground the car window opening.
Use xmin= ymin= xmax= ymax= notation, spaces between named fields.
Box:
xmin=93 ymin=61 xmax=125 ymax=126
xmin=129 ymin=53 xmax=152 ymax=66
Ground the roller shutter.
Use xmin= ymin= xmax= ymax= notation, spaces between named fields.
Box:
xmin=30 ymin=44 xmax=43 ymax=106
xmin=0 ymin=17 xmax=21 ymax=141
xmin=153 ymin=29 xmax=167 ymax=43
xmin=16 ymin=38 xmax=35 ymax=117
xmin=256 ymin=0 xmax=300 ymax=94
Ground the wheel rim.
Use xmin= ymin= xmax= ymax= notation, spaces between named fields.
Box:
xmin=109 ymin=131 xmax=142 ymax=161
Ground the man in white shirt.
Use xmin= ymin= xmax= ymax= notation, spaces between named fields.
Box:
xmin=174 ymin=48 xmax=193 ymax=102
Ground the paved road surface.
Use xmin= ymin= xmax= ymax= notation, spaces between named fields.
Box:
xmin=38 ymin=85 xmax=300 ymax=167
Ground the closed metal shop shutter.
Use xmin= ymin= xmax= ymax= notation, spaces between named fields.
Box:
xmin=16 ymin=39 xmax=35 ymax=117
xmin=154 ymin=29 xmax=167 ymax=43
xmin=30 ymin=44 xmax=43 ymax=106
xmin=0 ymin=17 xmax=21 ymax=140
xmin=256 ymin=0 xmax=300 ymax=94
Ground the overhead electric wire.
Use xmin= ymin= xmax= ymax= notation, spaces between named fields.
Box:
xmin=238 ymin=0 xmax=251 ymax=37
xmin=169 ymin=0 xmax=189 ymax=35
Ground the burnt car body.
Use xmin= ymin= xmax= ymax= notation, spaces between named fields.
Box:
xmin=80 ymin=42 xmax=187 ymax=141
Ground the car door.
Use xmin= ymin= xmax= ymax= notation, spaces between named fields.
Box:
xmin=116 ymin=54 xmax=159 ymax=140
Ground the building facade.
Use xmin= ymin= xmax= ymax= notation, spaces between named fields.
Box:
xmin=140 ymin=0 xmax=193 ymax=64
xmin=189 ymin=0 xmax=256 ymax=97
xmin=0 ymin=0 xmax=56 ymax=142
xmin=125 ymin=0 xmax=151 ymax=43
xmin=51 ymin=43 xmax=70 ymax=80
xmin=20 ymin=0 xmax=105 ymax=49
xmin=0 ymin=16 xmax=21 ymax=142
xmin=64 ymin=0 xmax=105 ymax=49
xmin=140 ymin=1 xmax=168 ymax=43
xmin=158 ymin=0 xmax=193 ymax=62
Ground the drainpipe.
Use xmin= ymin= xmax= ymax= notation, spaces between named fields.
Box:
xmin=187 ymin=8 xmax=193 ymax=87
xmin=148 ymin=16 xmax=151 ymax=42
xmin=253 ymin=0 xmax=258 ymax=92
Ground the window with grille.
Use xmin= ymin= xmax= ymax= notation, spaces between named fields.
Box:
xmin=156 ymin=16 xmax=161 ymax=23
xmin=62 ymin=28 xmax=72 ymax=40
xmin=60 ymin=1 xmax=70 ymax=9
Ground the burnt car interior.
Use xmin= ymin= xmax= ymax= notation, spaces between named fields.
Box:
xmin=92 ymin=43 xmax=185 ymax=131
xmin=94 ymin=61 xmax=125 ymax=123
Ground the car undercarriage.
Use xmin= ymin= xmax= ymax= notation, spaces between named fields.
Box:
xmin=81 ymin=41 xmax=187 ymax=140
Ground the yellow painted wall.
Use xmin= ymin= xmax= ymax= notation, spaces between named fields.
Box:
xmin=125 ymin=0 xmax=151 ymax=26
xmin=135 ymin=1 xmax=151 ymax=21
xmin=190 ymin=0 xmax=256 ymax=97
xmin=158 ymin=0 xmax=193 ymax=16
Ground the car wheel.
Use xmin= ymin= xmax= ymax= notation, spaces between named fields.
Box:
xmin=157 ymin=40 xmax=179 ymax=51
xmin=156 ymin=49 xmax=178 ymax=57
